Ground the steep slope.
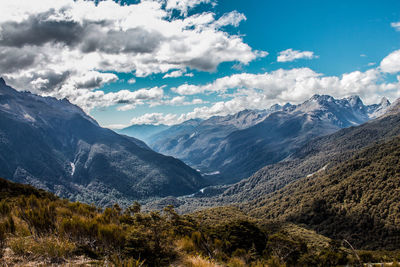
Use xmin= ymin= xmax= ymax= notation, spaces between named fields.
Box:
xmin=116 ymin=124 xmax=170 ymax=143
xmin=0 ymin=78 xmax=205 ymax=206
xmin=249 ymin=135 xmax=400 ymax=250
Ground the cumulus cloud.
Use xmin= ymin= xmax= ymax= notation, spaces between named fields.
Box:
xmin=149 ymin=95 xmax=206 ymax=107
xmin=380 ymin=49 xmax=400 ymax=73
xmin=391 ymin=22 xmax=400 ymax=31
xmin=214 ymin=11 xmax=246 ymax=28
xmin=69 ymin=86 xmax=164 ymax=111
xmin=163 ymin=70 xmax=185 ymax=78
xmin=72 ymin=71 xmax=118 ymax=90
xmin=162 ymin=69 xmax=194 ymax=78
xmin=130 ymin=112 xmax=181 ymax=125
xmin=0 ymin=0 xmax=263 ymax=111
xmin=277 ymin=48 xmax=318 ymax=62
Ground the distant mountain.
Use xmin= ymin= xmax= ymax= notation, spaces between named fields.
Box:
xmin=0 ymin=78 xmax=206 ymax=206
xmin=148 ymin=118 xmax=203 ymax=145
xmin=116 ymin=124 xmax=170 ymax=143
xmin=367 ymin=96 xmax=391 ymax=117
xmin=148 ymin=95 xmax=388 ymax=183
xmin=149 ymin=109 xmax=270 ymax=180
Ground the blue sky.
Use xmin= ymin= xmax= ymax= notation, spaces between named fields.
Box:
xmin=1 ymin=0 xmax=400 ymax=127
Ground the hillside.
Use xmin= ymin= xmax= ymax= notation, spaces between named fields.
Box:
xmin=249 ymin=135 xmax=400 ymax=250
xmin=0 ymin=79 xmax=206 ymax=206
xmin=220 ymin=108 xmax=400 ymax=203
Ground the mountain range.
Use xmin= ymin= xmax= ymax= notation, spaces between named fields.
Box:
xmin=0 ymin=78 xmax=206 ymax=207
xmin=124 ymin=94 xmax=390 ymax=184
xmin=152 ymin=96 xmax=400 ymax=216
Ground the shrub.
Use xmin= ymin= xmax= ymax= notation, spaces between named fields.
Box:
xmin=0 ymin=200 xmax=10 ymax=216
xmin=59 ymin=216 xmax=99 ymax=247
xmin=9 ymin=236 xmax=75 ymax=260
xmin=17 ymin=195 xmax=56 ymax=236
xmin=109 ymin=254 xmax=145 ymax=267
xmin=265 ymin=233 xmax=307 ymax=265
xmin=0 ymin=223 xmax=6 ymax=258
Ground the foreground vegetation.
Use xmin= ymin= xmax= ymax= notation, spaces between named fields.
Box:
xmin=0 ymin=179 xmax=399 ymax=266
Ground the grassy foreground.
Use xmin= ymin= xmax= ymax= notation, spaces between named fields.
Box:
xmin=0 ymin=177 xmax=399 ymax=266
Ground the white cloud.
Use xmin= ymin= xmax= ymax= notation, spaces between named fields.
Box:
xmin=391 ymin=22 xmax=400 ymax=31
xmin=169 ymin=66 xmax=399 ymax=118
xmin=380 ymin=49 xmax=400 ymax=73
xmin=0 ymin=0 xmax=264 ymax=111
xmin=127 ymin=78 xmax=136 ymax=84
xmin=130 ymin=112 xmax=181 ymax=125
xmin=104 ymin=123 xmax=131 ymax=130
xmin=74 ymin=86 xmax=164 ymax=112
xmin=163 ymin=70 xmax=185 ymax=78
xmin=148 ymin=95 xmax=206 ymax=107
xmin=71 ymin=71 xmax=118 ymax=90
xmin=165 ymin=0 xmax=215 ymax=16
xmin=172 ymin=83 xmax=205 ymax=95
xmin=130 ymin=48 xmax=400 ymax=126
xmin=214 ymin=11 xmax=246 ymax=28
xmin=162 ymin=69 xmax=195 ymax=78
xmin=277 ymin=48 xmax=318 ymax=62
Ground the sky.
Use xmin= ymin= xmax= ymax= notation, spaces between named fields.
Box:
xmin=1 ymin=0 xmax=400 ymax=127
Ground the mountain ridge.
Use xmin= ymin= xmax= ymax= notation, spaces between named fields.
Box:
xmin=0 ymin=79 xmax=206 ymax=207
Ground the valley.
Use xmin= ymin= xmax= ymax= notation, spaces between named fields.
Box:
xmin=1 ymin=0 xmax=400 ymax=265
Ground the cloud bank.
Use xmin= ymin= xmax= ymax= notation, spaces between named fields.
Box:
xmin=145 ymin=55 xmax=400 ymax=125
xmin=0 ymin=0 xmax=263 ymax=111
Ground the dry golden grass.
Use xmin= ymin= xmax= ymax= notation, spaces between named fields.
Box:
xmin=226 ymin=257 xmax=247 ymax=267
xmin=179 ymin=255 xmax=222 ymax=267
xmin=9 ymin=236 xmax=75 ymax=260
xmin=175 ymin=237 xmax=197 ymax=254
